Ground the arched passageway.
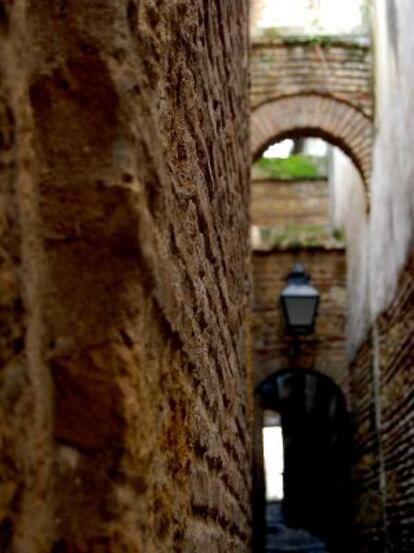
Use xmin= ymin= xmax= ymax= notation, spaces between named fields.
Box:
xmin=251 ymin=94 xmax=372 ymax=190
xmin=254 ymin=370 xmax=352 ymax=553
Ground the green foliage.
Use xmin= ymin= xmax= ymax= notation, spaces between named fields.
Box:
xmin=260 ymin=27 xmax=281 ymax=41
xmin=257 ymin=224 xmax=345 ymax=250
xmin=332 ymin=228 xmax=344 ymax=242
xmin=266 ymin=224 xmax=328 ymax=249
xmin=301 ymin=34 xmax=335 ymax=47
xmin=254 ymin=154 xmax=319 ymax=180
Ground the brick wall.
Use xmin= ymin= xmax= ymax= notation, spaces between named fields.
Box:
xmin=251 ymin=179 xmax=330 ymax=228
xmin=251 ymin=177 xmax=345 ymax=251
xmin=251 ymin=95 xmax=372 ymax=186
xmin=251 ymin=37 xmax=373 ymax=116
xmin=0 ymin=2 xmax=251 ymax=552
xmin=250 ymin=38 xmax=373 ymax=188
xmin=252 ymin=249 xmax=348 ymax=400
xmin=377 ymin=253 xmax=414 ymax=552
xmin=349 ymin=336 xmax=384 ymax=552
xmin=350 ymin=251 xmax=414 ymax=553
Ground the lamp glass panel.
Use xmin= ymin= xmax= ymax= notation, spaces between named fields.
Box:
xmin=284 ymin=296 xmax=317 ymax=327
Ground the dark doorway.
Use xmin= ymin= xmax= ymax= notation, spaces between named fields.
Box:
xmin=255 ymin=370 xmax=352 ymax=553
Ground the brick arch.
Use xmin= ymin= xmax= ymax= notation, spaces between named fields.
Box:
xmin=254 ymin=368 xmax=352 ymax=551
xmin=251 ymin=94 xmax=373 ymax=188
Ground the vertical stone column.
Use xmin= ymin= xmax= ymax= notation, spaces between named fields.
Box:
xmin=0 ymin=2 xmax=54 ymax=551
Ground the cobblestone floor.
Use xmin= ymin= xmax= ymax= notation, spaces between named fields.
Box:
xmin=265 ymin=503 xmax=328 ymax=553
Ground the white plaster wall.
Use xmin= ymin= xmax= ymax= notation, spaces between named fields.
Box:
xmin=330 ymin=148 xmax=369 ymax=357
xmin=333 ymin=0 xmax=414 ymax=356
xmin=369 ymin=0 xmax=414 ymax=321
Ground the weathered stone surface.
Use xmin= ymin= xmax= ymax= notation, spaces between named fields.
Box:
xmin=0 ymin=1 xmax=251 ymax=552
xmin=0 ymin=9 xmax=54 ymax=552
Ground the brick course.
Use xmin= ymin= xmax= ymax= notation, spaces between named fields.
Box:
xmin=350 ymin=251 xmax=414 ymax=552
xmin=251 ymin=178 xmax=330 ymax=228
xmin=251 ymin=37 xmax=373 ymax=116
xmin=251 ymin=95 xmax=372 ymax=186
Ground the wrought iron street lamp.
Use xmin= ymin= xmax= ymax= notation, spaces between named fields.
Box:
xmin=280 ymin=262 xmax=320 ymax=336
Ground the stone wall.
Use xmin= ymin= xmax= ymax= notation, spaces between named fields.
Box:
xmin=0 ymin=2 xmax=251 ymax=552
xmin=0 ymin=10 xmax=54 ymax=551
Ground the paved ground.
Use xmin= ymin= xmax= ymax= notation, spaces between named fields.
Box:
xmin=265 ymin=503 xmax=328 ymax=553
